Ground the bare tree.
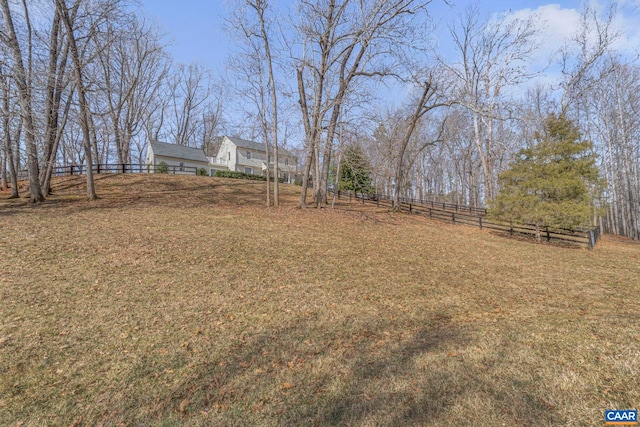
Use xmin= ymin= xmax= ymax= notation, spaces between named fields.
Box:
xmin=168 ymin=63 xmax=214 ymax=147
xmin=444 ymin=5 xmax=539 ymax=202
xmin=0 ymin=0 xmax=44 ymax=201
xmin=295 ymin=0 xmax=434 ymax=208
xmin=560 ymin=2 xmax=620 ymax=114
xmin=0 ymin=66 xmax=19 ymax=198
xmin=555 ymin=3 xmax=638 ymax=238
xmin=391 ymin=75 xmax=450 ymax=208
xmin=239 ymin=0 xmax=281 ymax=206
xmin=228 ymin=1 xmax=272 ymax=205
xmin=96 ymin=15 xmax=168 ymax=165
xmin=584 ymin=58 xmax=640 ymax=239
xmin=55 ymin=0 xmax=99 ymax=200
xmin=40 ymin=6 xmax=74 ymax=196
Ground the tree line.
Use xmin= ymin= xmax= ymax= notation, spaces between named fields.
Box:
xmin=0 ymin=0 xmax=223 ymax=201
xmin=1 ymin=0 xmax=638 ymax=239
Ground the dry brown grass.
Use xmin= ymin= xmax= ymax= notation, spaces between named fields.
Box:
xmin=1 ymin=174 xmax=639 ymax=426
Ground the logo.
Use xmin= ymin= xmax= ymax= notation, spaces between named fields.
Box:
xmin=606 ymin=410 xmax=638 ymax=425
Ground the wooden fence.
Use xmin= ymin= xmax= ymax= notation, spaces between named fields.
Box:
xmin=49 ymin=163 xmax=202 ymax=176
xmin=16 ymin=163 xmax=205 ymax=180
xmin=14 ymin=164 xmax=601 ymax=249
xmin=336 ymin=190 xmax=601 ymax=250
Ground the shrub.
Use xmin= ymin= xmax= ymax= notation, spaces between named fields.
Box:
xmin=197 ymin=167 xmax=208 ymax=176
xmin=214 ymin=170 xmax=262 ymax=180
xmin=213 ymin=170 xmax=286 ymax=183
xmin=156 ymin=161 xmax=169 ymax=174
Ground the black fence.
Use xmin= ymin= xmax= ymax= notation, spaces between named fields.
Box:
xmin=336 ymin=190 xmax=601 ymax=250
xmin=13 ymin=164 xmax=602 ymax=249
xmin=47 ymin=163 xmax=202 ymax=176
xmin=15 ymin=163 xmax=209 ymax=181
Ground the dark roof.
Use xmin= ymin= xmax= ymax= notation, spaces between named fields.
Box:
xmin=149 ymin=141 xmax=208 ymax=163
xmin=225 ymin=136 xmax=297 ymax=158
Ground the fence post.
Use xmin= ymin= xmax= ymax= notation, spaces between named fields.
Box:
xmin=588 ymin=230 xmax=595 ymax=250
xmin=70 ymin=165 xmax=74 ymax=175
xmin=97 ymin=164 xmax=101 ymax=174
xmin=546 ymin=227 xmax=551 ymax=242
xmin=429 ymin=208 xmax=432 ymax=218
xmin=510 ymin=222 xmax=514 ymax=236
xmin=349 ymin=191 xmax=352 ymax=202
xmin=479 ymin=217 xmax=483 ymax=230
xmin=409 ymin=203 xmax=412 ymax=214
xmin=452 ymin=212 xmax=455 ymax=224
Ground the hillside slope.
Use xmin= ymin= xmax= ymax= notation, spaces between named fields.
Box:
xmin=1 ymin=174 xmax=639 ymax=426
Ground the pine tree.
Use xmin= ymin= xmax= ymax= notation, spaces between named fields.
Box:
xmin=490 ymin=114 xmax=604 ymax=240
xmin=339 ymin=145 xmax=374 ymax=195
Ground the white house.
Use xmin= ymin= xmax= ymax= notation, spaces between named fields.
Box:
xmin=145 ymin=141 xmax=210 ymax=174
xmin=145 ymin=137 xmax=299 ymax=183
xmin=214 ymin=136 xmax=298 ymax=184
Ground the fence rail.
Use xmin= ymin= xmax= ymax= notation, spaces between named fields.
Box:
xmin=13 ymin=164 xmax=601 ymax=249
xmin=335 ymin=190 xmax=601 ymax=250
xmin=16 ymin=163 xmax=204 ymax=180
xmin=50 ymin=163 xmax=201 ymax=176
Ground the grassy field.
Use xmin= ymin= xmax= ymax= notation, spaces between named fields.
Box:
xmin=1 ymin=174 xmax=639 ymax=426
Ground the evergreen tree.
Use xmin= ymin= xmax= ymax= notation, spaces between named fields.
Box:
xmin=339 ymin=145 xmax=374 ymax=195
xmin=490 ymin=114 xmax=604 ymax=240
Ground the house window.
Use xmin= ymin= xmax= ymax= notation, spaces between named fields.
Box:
xmin=228 ymin=152 xmax=231 ymax=161
xmin=179 ymin=162 xmax=185 ymax=171
xmin=246 ymin=151 xmax=251 ymax=160
xmin=245 ymin=167 xmax=253 ymax=174
xmin=285 ymin=158 xmax=289 ymax=166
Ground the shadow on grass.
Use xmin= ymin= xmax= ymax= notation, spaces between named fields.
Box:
xmin=79 ymin=310 xmax=561 ymax=426
xmin=0 ymin=174 xmax=273 ymax=217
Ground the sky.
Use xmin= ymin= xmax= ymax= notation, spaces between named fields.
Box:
xmin=139 ymin=0 xmax=231 ymax=69
xmin=138 ymin=0 xmax=640 ymax=72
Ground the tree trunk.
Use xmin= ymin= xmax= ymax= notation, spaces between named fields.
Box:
xmin=472 ymin=112 xmax=491 ymax=204
xmin=265 ymin=133 xmax=271 ymax=207
xmin=42 ymin=90 xmax=72 ymax=194
xmin=40 ymin=10 xmax=70 ymax=196
xmin=0 ymin=0 xmax=44 ymax=202
xmin=296 ymin=68 xmax=316 ymax=208
xmin=393 ymin=82 xmax=434 ymax=210
xmin=56 ymin=0 xmax=97 ymax=200
xmin=256 ymin=1 xmax=279 ymax=207
xmin=1 ymin=74 xmax=18 ymax=198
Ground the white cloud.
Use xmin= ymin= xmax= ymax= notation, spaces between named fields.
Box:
xmin=611 ymin=2 xmax=640 ymax=54
xmin=510 ymin=4 xmax=581 ymax=65
xmin=509 ymin=2 xmax=640 ymax=60
xmin=502 ymin=2 xmax=640 ymax=92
